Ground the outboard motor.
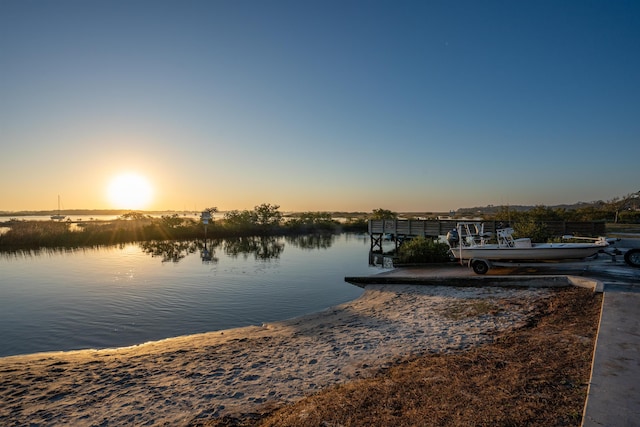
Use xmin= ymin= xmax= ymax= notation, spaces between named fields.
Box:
xmin=446 ymin=229 xmax=459 ymax=247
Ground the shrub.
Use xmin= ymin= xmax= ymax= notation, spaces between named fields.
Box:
xmin=513 ymin=219 xmax=552 ymax=242
xmin=397 ymin=237 xmax=451 ymax=264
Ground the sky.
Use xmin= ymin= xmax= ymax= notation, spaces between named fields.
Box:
xmin=1 ymin=0 xmax=639 ymax=213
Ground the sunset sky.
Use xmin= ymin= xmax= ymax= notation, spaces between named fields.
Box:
xmin=1 ymin=1 xmax=638 ymax=213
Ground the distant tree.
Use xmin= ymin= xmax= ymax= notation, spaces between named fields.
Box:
xmin=495 ymin=205 xmax=564 ymax=225
xmin=608 ymin=191 xmax=640 ymax=223
xmin=570 ymin=204 xmax=610 ymax=221
xmin=287 ymin=212 xmax=336 ymax=231
xmin=618 ymin=209 xmax=640 ymax=223
xmin=119 ymin=211 xmax=148 ymax=221
xmin=512 ymin=218 xmax=551 ymax=242
xmin=493 ymin=206 xmax=553 ymax=241
xmin=223 ymin=210 xmax=254 ymax=228
xmin=493 ymin=206 xmax=515 ymax=223
xmin=204 ymin=206 xmax=218 ymax=216
xmin=252 ymin=203 xmax=282 ymax=228
xmin=342 ymin=217 xmax=368 ymax=231
xmin=161 ymin=213 xmax=183 ymax=229
xmin=524 ymin=205 xmax=564 ymax=222
xmin=370 ymin=208 xmax=397 ymax=220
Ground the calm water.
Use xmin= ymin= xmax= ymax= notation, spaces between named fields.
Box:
xmin=0 ymin=233 xmax=388 ymax=357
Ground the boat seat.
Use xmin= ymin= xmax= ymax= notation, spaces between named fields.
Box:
xmin=497 ymin=228 xmax=515 ymax=238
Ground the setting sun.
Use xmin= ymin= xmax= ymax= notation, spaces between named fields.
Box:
xmin=107 ymin=173 xmax=154 ymax=210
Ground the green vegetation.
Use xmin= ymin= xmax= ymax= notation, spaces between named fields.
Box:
xmin=488 ymin=201 xmax=639 ymax=241
xmin=2 ymin=192 xmax=639 ymax=252
xmin=396 ymin=237 xmax=451 ymax=264
xmin=370 ymin=208 xmax=398 ymax=219
xmin=475 ymin=191 xmax=640 ymax=224
xmin=0 ymin=204 xmax=368 ymax=251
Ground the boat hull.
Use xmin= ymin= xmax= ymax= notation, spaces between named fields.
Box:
xmin=451 ymin=243 xmax=605 ymax=262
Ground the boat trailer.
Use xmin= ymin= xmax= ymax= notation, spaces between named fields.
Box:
xmin=465 ymin=247 xmax=640 ymax=275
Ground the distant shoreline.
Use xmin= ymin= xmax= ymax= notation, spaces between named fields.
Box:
xmin=0 ymin=210 xmax=444 ymax=217
xmin=0 ymin=209 xmax=203 ymax=217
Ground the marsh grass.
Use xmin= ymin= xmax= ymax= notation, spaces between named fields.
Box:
xmin=0 ymin=218 xmax=362 ymax=251
xmin=0 ymin=219 xmax=174 ymax=250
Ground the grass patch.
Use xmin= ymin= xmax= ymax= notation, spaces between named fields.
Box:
xmin=439 ymin=300 xmax=502 ymax=320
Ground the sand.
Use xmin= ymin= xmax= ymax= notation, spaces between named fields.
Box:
xmin=0 ymin=284 xmax=552 ymax=426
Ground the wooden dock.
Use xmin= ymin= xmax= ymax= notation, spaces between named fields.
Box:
xmin=368 ymin=219 xmax=606 ymax=253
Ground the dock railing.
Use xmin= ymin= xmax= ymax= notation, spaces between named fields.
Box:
xmin=369 ymin=219 xmax=606 ymax=238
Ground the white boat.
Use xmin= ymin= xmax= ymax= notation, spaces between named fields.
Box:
xmin=50 ymin=195 xmax=66 ymax=221
xmin=445 ymin=222 xmax=609 ymax=274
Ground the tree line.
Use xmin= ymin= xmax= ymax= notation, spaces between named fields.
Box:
xmin=371 ymin=191 xmax=640 ymax=224
xmin=0 ymin=204 xmax=367 ymax=250
xmin=1 ymin=193 xmax=638 ymax=251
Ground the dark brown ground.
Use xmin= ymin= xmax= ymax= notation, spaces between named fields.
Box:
xmin=194 ymin=287 xmax=601 ymax=427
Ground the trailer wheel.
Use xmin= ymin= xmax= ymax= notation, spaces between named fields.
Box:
xmin=624 ymin=248 xmax=640 ymax=268
xmin=471 ymin=260 xmax=490 ymax=275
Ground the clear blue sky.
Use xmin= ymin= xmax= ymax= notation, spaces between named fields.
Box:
xmin=1 ymin=0 xmax=638 ymax=212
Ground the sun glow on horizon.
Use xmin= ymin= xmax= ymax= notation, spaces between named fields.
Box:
xmin=107 ymin=173 xmax=154 ymax=210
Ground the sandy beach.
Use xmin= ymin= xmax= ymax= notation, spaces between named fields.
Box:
xmin=0 ymin=284 xmax=553 ymax=426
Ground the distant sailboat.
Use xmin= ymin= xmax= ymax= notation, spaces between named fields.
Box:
xmin=51 ymin=195 xmax=66 ymax=220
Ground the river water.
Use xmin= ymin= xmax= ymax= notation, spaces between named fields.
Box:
xmin=0 ymin=233 xmax=388 ymax=357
